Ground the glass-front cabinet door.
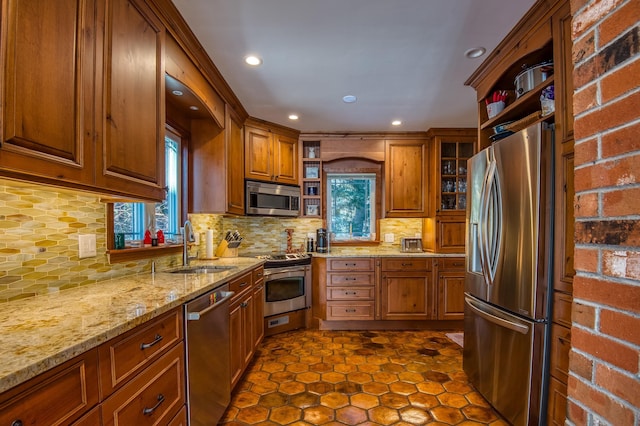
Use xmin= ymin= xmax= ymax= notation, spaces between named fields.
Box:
xmin=440 ymin=141 xmax=475 ymax=212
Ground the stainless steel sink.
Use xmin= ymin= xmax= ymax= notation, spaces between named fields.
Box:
xmin=168 ymin=265 xmax=237 ymax=274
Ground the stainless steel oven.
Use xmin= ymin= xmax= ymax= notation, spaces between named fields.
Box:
xmin=260 ymin=253 xmax=311 ymax=334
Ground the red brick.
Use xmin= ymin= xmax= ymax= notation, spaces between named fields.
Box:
xmin=573 ymin=56 xmax=598 ymax=90
xmin=568 ymin=375 xmax=635 ymax=424
xmin=573 ymin=29 xmax=596 ymax=63
xmin=596 ymin=363 xmax=640 ymax=408
xmin=574 ymin=276 xmax=640 ymax=314
xmin=567 ymin=399 xmax=588 ymax=424
xmin=572 ymin=0 xmax=625 ymax=37
xmin=574 ymin=219 xmax=640 ymax=246
xmin=571 ymin=327 xmax=639 ymax=372
xmin=574 ymin=246 xmax=600 ymax=273
xmin=572 ymin=300 xmax=597 ymax=328
xmin=569 ymin=350 xmax=594 ymax=380
xmin=601 ymin=57 xmax=640 ymax=102
xmin=600 ymin=308 xmax=640 ymax=345
xmin=603 ymin=187 xmax=640 ymax=217
xmin=601 ymin=122 xmax=640 ymax=158
xmin=574 ymin=192 xmax=599 ymax=217
xmin=574 ymin=155 xmax=640 ymax=191
xmin=573 ymin=84 xmax=599 ymax=117
xmin=599 ymin=0 xmax=640 ymax=46
xmin=574 ymin=136 xmax=599 ymax=166
xmin=602 ymin=249 xmax=640 ymax=280
xmin=574 ymin=91 xmax=640 ymax=141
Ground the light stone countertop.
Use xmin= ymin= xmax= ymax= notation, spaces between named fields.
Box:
xmin=310 ymin=247 xmax=465 ymax=258
xmin=0 ymin=257 xmax=263 ymax=394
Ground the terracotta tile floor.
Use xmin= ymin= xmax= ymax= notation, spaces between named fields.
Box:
xmin=221 ymin=329 xmax=508 ymax=425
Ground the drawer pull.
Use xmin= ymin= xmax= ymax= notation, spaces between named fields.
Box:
xmin=453 ymin=262 xmax=463 ymax=267
xmin=401 ymin=263 xmax=413 ymax=267
xmin=140 ymin=334 xmax=163 ymax=350
xmin=345 ymin=263 xmax=356 ymax=267
xmin=345 ymin=309 xmax=356 ymax=313
xmin=241 ymin=301 xmax=249 ymax=308
xmin=142 ymin=393 xmax=165 ymax=416
xmin=11 ymin=420 xmax=23 ymax=426
xmin=345 ymin=277 xmax=357 ymax=281
xmin=239 ymin=281 xmax=249 ymax=287
xmin=345 ymin=291 xmax=357 ymax=295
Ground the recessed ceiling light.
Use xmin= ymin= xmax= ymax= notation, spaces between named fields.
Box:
xmin=343 ymin=95 xmax=357 ymax=103
xmin=391 ymin=120 xmax=402 ymax=126
xmin=288 ymin=114 xmax=299 ymax=120
xmin=464 ymin=47 xmax=486 ymax=59
xmin=189 ymin=106 xmax=199 ymax=111
xmin=245 ymin=55 xmax=262 ymax=66
xmin=172 ymin=90 xmax=183 ymax=96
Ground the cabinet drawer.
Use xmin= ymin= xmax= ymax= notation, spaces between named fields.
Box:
xmin=549 ymin=323 xmax=571 ymax=384
xmin=326 ymin=301 xmax=375 ymax=320
xmin=167 ymin=405 xmax=187 ymax=426
xmin=230 ymin=271 xmax=253 ymax=299
xmin=382 ymin=258 xmax=432 ymax=271
xmin=102 ymin=343 xmax=185 ymax=426
xmin=327 ymin=258 xmax=374 ymax=271
xmin=253 ymin=266 xmax=265 ymax=284
xmin=72 ymin=406 xmax=101 ymax=426
xmin=327 ymin=272 xmax=375 ymax=286
xmin=552 ymin=291 xmax=572 ymax=328
xmin=327 ymin=286 xmax=375 ymax=300
xmin=98 ymin=309 xmax=183 ymax=397
xmin=547 ymin=376 xmax=568 ymax=426
xmin=0 ymin=349 xmax=99 ymax=426
xmin=439 ymin=257 xmax=465 ymax=270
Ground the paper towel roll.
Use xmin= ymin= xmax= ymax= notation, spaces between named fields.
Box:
xmin=205 ymin=229 xmax=214 ymax=259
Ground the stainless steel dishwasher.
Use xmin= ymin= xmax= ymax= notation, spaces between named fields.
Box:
xmin=184 ymin=284 xmax=234 ymax=426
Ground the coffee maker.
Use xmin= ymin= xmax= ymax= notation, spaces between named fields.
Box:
xmin=316 ymin=228 xmax=328 ymax=253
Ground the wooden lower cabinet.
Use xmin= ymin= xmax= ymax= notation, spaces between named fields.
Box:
xmin=230 ymin=267 xmax=264 ymax=389
xmin=167 ymin=405 xmax=188 ymax=426
xmin=325 ymin=258 xmax=376 ymax=321
xmin=381 ymin=258 xmax=434 ymax=320
xmin=436 ymin=257 xmax=465 ymax=320
xmin=72 ymin=406 xmax=102 ymax=426
xmin=547 ymin=376 xmax=569 ymax=426
xmin=101 ymin=343 xmax=185 ymax=426
xmin=0 ymin=349 xmax=100 ymax=426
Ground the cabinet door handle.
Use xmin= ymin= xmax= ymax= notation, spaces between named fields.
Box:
xmin=142 ymin=393 xmax=165 ymax=416
xmin=140 ymin=334 xmax=163 ymax=350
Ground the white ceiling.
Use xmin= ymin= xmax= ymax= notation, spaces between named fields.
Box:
xmin=172 ymin=0 xmax=536 ymax=133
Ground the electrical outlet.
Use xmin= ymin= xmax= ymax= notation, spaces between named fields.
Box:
xmin=384 ymin=233 xmax=395 ymax=243
xmin=78 ymin=234 xmax=97 ymax=258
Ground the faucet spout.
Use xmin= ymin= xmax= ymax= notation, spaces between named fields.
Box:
xmin=183 ymin=220 xmax=197 ymax=266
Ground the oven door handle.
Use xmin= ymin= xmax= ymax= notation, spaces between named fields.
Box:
xmin=264 ymin=268 xmax=307 ymax=277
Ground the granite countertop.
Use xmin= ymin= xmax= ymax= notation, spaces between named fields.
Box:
xmin=311 ymin=247 xmax=465 ymax=257
xmin=0 ymin=257 xmax=263 ymax=394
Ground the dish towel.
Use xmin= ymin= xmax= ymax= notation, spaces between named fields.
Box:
xmin=446 ymin=332 xmax=464 ymax=347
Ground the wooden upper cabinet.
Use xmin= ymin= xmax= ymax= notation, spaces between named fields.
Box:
xmin=0 ymin=0 xmax=95 ymax=185
xmin=227 ymin=110 xmax=246 ymax=214
xmin=384 ymin=139 xmax=429 ymax=217
xmin=95 ymin=0 xmax=166 ymax=201
xmin=244 ymin=119 xmax=299 ymax=185
xmin=552 ymin=1 xmax=574 ymax=144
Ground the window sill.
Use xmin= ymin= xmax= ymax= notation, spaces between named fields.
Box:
xmin=107 ymin=244 xmax=183 ymax=263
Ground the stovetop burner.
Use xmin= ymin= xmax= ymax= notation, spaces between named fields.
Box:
xmin=256 ymin=252 xmax=312 ymax=268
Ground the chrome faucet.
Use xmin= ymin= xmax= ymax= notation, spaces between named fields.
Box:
xmin=183 ymin=220 xmax=198 ymax=266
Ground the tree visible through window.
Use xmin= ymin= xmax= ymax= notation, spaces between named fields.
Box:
xmin=113 ymin=130 xmax=182 ymax=244
xmin=326 ymin=173 xmax=375 ymax=241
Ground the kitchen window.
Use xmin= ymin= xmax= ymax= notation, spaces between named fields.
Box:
xmin=107 ymin=127 xmax=186 ymax=261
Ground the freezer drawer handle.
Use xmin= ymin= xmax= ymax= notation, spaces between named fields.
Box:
xmin=187 ymin=291 xmax=235 ymax=321
xmin=465 ymin=296 xmax=529 ymax=334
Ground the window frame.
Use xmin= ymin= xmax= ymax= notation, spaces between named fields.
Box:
xmin=106 ymin=123 xmax=188 ymax=262
xmin=322 ymin=158 xmax=382 ymax=246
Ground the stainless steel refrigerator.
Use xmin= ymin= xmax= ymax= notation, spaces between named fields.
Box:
xmin=464 ymin=122 xmax=553 ymax=426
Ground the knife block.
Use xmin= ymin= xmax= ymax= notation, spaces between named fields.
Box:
xmin=215 ymin=239 xmax=238 ymax=257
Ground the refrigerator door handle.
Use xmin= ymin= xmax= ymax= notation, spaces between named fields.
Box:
xmin=479 ymin=160 xmax=502 ymax=286
xmin=465 ymin=296 xmax=529 ymax=334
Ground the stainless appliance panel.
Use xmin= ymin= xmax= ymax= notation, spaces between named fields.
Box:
xmin=466 ymin=123 xmax=552 ymax=320
xmin=264 ymin=265 xmax=311 ymax=317
xmin=184 ymin=285 xmax=233 ymax=426
xmin=463 ymin=294 xmax=546 ymax=426
xmin=246 ymin=180 xmax=300 ymax=217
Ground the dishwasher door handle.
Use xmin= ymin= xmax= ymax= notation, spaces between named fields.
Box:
xmin=187 ymin=291 xmax=234 ymax=321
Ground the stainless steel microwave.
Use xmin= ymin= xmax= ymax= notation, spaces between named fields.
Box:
xmin=246 ymin=180 xmax=300 ymax=217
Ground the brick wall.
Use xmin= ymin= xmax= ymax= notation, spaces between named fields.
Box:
xmin=569 ymin=0 xmax=640 ymax=424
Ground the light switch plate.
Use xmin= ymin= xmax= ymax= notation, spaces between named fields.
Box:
xmin=384 ymin=233 xmax=395 ymax=243
xmin=78 ymin=234 xmax=97 ymax=258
